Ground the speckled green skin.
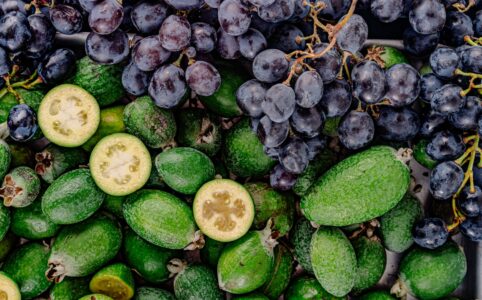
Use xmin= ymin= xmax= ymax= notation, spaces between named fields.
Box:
xmin=0 ymin=139 xmax=11 ymax=181
xmin=310 ymin=227 xmax=356 ymax=297
xmin=124 ymin=96 xmax=176 ymax=149
xmin=90 ymin=263 xmax=135 ymax=297
xmin=123 ymin=229 xmax=178 ymax=284
xmin=0 ymin=204 xmax=9 ymax=240
xmin=285 ymin=276 xmax=346 ymax=300
xmin=79 ymin=294 xmax=114 ymax=300
xmin=9 ymin=144 xmax=34 ymax=168
xmin=293 ymin=149 xmax=337 ymax=196
xmin=322 ymin=117 xmax=341 ymax=137
xmin=218 ymin=230 xmax=275 ymax=294
xmin=35 ymin=144 xmax=87 ymax=183
xmin=200 ymin=67 xmax=244 ymax=117
xmin=2 ymin=242 xmax=51 ymax=299
xmin=261 ymin=244 xmax=293 ymax=299
xmin=413 ymin=139 xmax=438 ymax=169
xmin=352 ymin=237 xmax=386 ymax=293
xmin=233 ymin=292 xmax=269 ymax=299
xmin=49 ymin=277 xmax=91 ymax=300
xmin=176 ymin=108 xmax=222 ymax=156
xmin=0 ymin=232 xmax=16 ymax=261
xmin=42 ymin=169 xmax=106 ymax=224
xmin=2 ymin=166 xmax=41 ymax=207
xmin=155 ymin=147 xmax=215 ymax=195
xmin=245 ymin=182 xmax=295 ymax=236
xmin=70 ymin=56 xmax=124 ymax=107
xmin=11 ymin=200 xmax=60 ymax=240
xmin=123 ymin=189 xmax=197 ymax=249
xmin=290 ymin=217 xmax=315 ymax=274
xmin=377 ymin=46 xmax=409 ymax=69
xmin=380 ymin=194 xmax=423 ymax=253
xmin=173 ymin=264 xmax=223 ymax=300
xmin=200 ymin=236 xmax=225 ymax=267
xmin=359 ymin=290 xmax=397 ymax=300
xmin=399 ymin=243 xmax=467 ymax=300
xmin=224 ymin=119 xmax=276 ymax=178
xmin=134 ymin=287 xmax=176 ymax=300
xmin=83 ymin=105 xmax=126 ymax=152
xmin=0 ymin=89 xmax=44 ymax=123
xmin=302 ymin=146 xmax=410 ymax=226
xmin=48 ymin=216 xmax=122 ymax=278
xmin=102 ymin=195 xmax=125 ymax=219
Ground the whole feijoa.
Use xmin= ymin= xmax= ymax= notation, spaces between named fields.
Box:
xmin=0 ymin=166 xmax=40 ymax=208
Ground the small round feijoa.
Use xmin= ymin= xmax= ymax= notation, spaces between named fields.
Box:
xmin=0 ymin=272 xmax=21 ymax=300
xmin=90 ymin=133 xmax=152 ymax=196
xmin=194 ymin=179 xmax=254 ymax=242
xmin=38 ymin=84 xmax=100 ymax=147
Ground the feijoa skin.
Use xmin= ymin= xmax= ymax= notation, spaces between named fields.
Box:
xmin=11 ymin=200 xmax=61 ymax=240
xmin=83 ymin=105 xmax=126 ymax=152
xmin=293 ymin=149 xmax=337 ymax=197
xmin=123 ymin=95 xmax=176 ymax=149
xmin=2 ymin=242 xmax=51 ymax=299
xmin=123 ymin=189 xmax=197 ymax=250
xmin=134 ymin=287 xmax=176 ymax=300
xmin=289 ymin=217 xmax=316 ymax=274
xmin=310 ymin=227 xmax=356 ymax=297
xmin=49 ymin=277 xmax=91 ymax=300
xmin=123 ymin=229 xmax=178 ymax=284
xmin=285 ymin=276 xmax=346 ymax=300
xmin=302 ymin=146 xmax=410 ymax=226
xmin=232 ymin=292 xmax=269 ymax=300
xmin=102 ymin=195 xmax=125 ymax=219
xmin=171 ymin=262 xmax=224 ymax=300
xmin=200 ymin=237 xmax=225 ymax=267
xmin=224 ymin=118 xmax=276 ymax=178
xmin=0 ymin=204 xmax=9 ymax=240
xmin=0 ymin=139 xmax=11 ymax=181
xmin=413 ymin=139 xmax=438 ymax=170
xmin=34 ymin=144 xmax=88 ymax=183
xmin=261 ymin=244 xmax=294 ymax=299
xmin=0 ymin=166 xmax=41 ymax=208
xmin=0 ymin=232 xmax=17 ymax=261
xmin=359 ymin=290 xmax=397 ymax=300
xmin=155 ymin=147 xmax=215 ymax=195
xmin=47 ymin=215 xmax=122 ymax=281
xmin=41 ymin=169 xmax=106 ymax=224
xmin=397 ymin=243 xmax=467 ymax=300
xmin=380 ymin=194 xmax=423 ymax=253
xmin=352 ymin=236 xmax=387 ymax=293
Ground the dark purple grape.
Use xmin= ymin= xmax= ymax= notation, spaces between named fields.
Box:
xmin=292 ymin=0 xmax=310 ymax=20
xmin=88 ymin=0 xmax=124 ymax=35
xmin=338 ymin=110 xmax=375 ymax=150
xmin=218 ymin=0 xmax=251 ymax=36
xmin=122 ymin=62 xmax=150 ymax=96
xmin=419 ymin=111 xmax=446 ymax=137
xmin=185 ymin=61 xmax=221 ymax=97
xmin=385 ymin=63 xmax=421 ymax=107
xmin=279 ymin=137 xmax=310 ymax=174
xmin=0 ymin=46 xmax=11 ymax=76
xmin=237 ymin=28 xmax=267 ymax=60
xmin=412 ymin=218 xmax=448 ymax=249
xmin=25 ymin=14 xmax=56 ymax=59
xmin=7 ymin=104 xmax=38 ymax=142
xmin=290 ymin=106 xmax=325 ymax=138
xmin=269 ymin=24 xmax=305 ymax=53
xmin=310 ymin=43 xmax=342 ymax=84
xmin=0 ymin=11 xmax=31 ymax=52
xmin=149 ymin=64 xmax=187 ymax=109
xmin=318 ymin=79 xmax=352 ymax=117
xmin=38 ymin=48 xmax=76 ymax=84
xmin=459 ymin=46 xmax=482 ymax=74
xmin=460 ymin=216 xmax=482 ymax=241
xmin=305 ymin=135 xmax=327 ymax=160
xmin=131 ymin=0 xmax=169 ymax=35
xmin=252 ymin=49 xmax=289 ymax=83
xmin=371 ymin=0 xmax=403 ymax=23
xmin=49 ymin=4 xmax=83 ymax=35
xmin=191 ymin=22 xmax=217 ymax=54
xmin=205 ymin=0 xmax=222 ymax=8
xmin=449 ymin=96 xmax=481 ymax=130
xmin=257 ymin=115 xmax=289 ymax=147
xmin=217 ymin=29 xmax=241 ymax=59
xmin=294 ymin=71 xmax=324 ymax=108
xmin=430 ymin=161 xmax=464 ymax=200
xmin=458 ymin=186 xmax=482 ymax=217
xmin=443 ymin=11 xmax=474 ymax=46
xmin=351 ymin=60 xmax=386 ymax=104
xmin=270 ymin=164 xmax=297 ymax=191
xmin=79 ymin=0 xmax=101 ymax=12
xmin=250 ymin=13 xmax=278 ymax=38
xmin=420 ymin=73 xmax=444 ymax=103
xmin=429 ymin=47 xmax=459 ymax=79
xmin=0 ymin=0 xmax=27 ymax=15
xmin=262 ymin=83 xmax=296 ymax=122
xmin=336 ymin=14 xmax=368 ymax=54
xmin=403 ymin=27 xmax=440 ymax=57
xmin=159 ymin=15 xmax=191 ymax=52
xmin=120 ymin=4 xmax=134 ymax=31
xmin=132 ymin=36 xmax=170 ymax=72
xmin=257 ymin=0 xmax=296 ymax=23
xmin=317 ymin=0 xmax=351 ymax=20
xmin=164 ymin=0 xmax=202 ymax=9
xmin=475 ymin=10 xmax=482 ymax=36
xmin=85 ymin=30 xmax=130 ymax=65
xmin=431 ymin=84 xmax=466 ymax=115
xmin=426 ymin=130 xmax=465 ymax=161
xmin=236 ymin=79 xmax=267 ymax=118
xmin=375 ymin=106 xmax=420 ymax=141
xmin=409 ymin=0 xmax=446 ymax=34
xmin=247 ymin=0 xmax=276 ymax=6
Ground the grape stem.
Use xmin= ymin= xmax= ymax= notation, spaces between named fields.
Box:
xmin=453 ymin=0 xmax=475 ymax=13
xmin=454 ymin=68 xmax=482 ymax=96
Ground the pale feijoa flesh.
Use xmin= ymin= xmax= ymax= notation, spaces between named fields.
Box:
xmin=0 ymin=272 xmax=21 ymax=300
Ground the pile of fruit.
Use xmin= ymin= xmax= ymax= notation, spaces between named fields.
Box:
xmin=0 ymin=0 xmax=481 ymax=299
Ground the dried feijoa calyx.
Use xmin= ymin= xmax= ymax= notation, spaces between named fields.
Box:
xmin=193 ymin=179 xmax=254 ymax=242
xmin=90 ymin=133 xmax=152 ymax=196
xmin=0 ymin=166 xmax=40 ymax=208
xmin=89 ymin=263 xmax=135 ymax=300
xmin=38 ymin=84 xmax=101 ymax=147
xmin=0 ymin=271 xmax=21 ymax=300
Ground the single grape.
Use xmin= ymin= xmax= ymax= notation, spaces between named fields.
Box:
xmin=0 ymin=46 xmax=11 ymax=76
xmin=338 ymin=110 xmax=375 ymax=150
xmin=122 ymin=62 xmax=150 ymax=96
xmin=218 ymin=0 xmax=251 ymax=36
xmin=420 ymin=73 xmax=444 ymax=103
xmin=262 ymin=83 xmax=296 ymax=122
xmin=217 ymin=29 xmax=241 ymax=59
xmin=237 ymin=28 xmax=267 ymax=60
xmin=408 ymin=0 xmax=446 ymax=34
xmin=164 ymin=0 xmax=202 ymax=10
xmin=475 ymin=10 xmax=482 ymax=36
xmin=257 ymin=0 xmax=296 ymax=23
xmin=132 ymin=36 xmax=171 ymax=72
xmin=25 ymin=14 xmax=56 ymax=59
xmin=159 ymin=15 xmax=191 ymax=52
xmin=131 ymin=0 xmax=169 ymax=35
xmin=269 ymin=24 xmax=305 ymax=53
xmin=295 ymin=71 xmax=324 ymax=108
xmin=257 ymin=115 xmax=290 ymax=147
xmin=250 ymin=13 xmax=278 ymax=39
xmin=305 ymin=135 xmax=327 ymax=160
xmin=310 ymin=43 xmax=342 ymax=84
xmin=385 ymin=63 xmax=421 ymax=107
xmin=252 ymin=49 xmax=289 ymax=83
xmin=185 ymin=61 xmax=221 ymax=97
xmin=449 ymin=96 xmax=481 ymax=130
xmin=290 ymin=106 xmax=325 ymax=138
xmin=236 ymin=79 xmax=267 ymax=118
xmin=429 ymin=161 xmax=464 ymax=200
xmin=85 ymin=30 xmax=130 ymax=65
xmin=38 ymin=48 xmax=76 ymax=84
xmin=270 ymin=164 xmax=297 ymax=191
xmin=49 ymin=4 xmax=83 ymax=35
xmin=279 ymin=137 xmax=310 ymax=174
xmin=0 ymin=11 xmax=32 ymax=52
xmin=292 ymin=0 xmax=311 ymax=20
xmin=403 ymin=27 xmax=440 ymax=57
xmin=443 ymin=11 xmax=474 ymax=46
xmin=247 ymin=0 xmax=276 ymax=6
xmin=371 ymin=0 xmax=403 ymax=23
xmin=429 ymin=47 xmax=459 ymax=79
xmin=412 ymin=218 xmax=448 ymax=249
xmin=460 ymin=216 xmax=482 ymax=241
xmin=7 ymin=104 xmax=38 ymax=142
xmin=149 ymin=64 xmax=187 ymax=109
xmin=458 ymin=186 xmax=482 ymax=217
xmin=419 ymin=110 xmax=446 ymax=137
xmin=318 ymin=78 xmax=352 ymax=117
xmin=351 ymin=60 xmax=386 ymax=104
xmin=88 ymin=0 xmax=124 ymax=35
xmin=0 ymin=0 xmax=27 ymax=15
xmin=191 ymin=22 xmax=217 ymax=54
xmin=205 ymin=0 xmax=222 ymax=8
xmin=426 ymin=130 xmax=465 ymax=161
xmin=431 ymin=84 xmax=466 ymax=115
xmin=336 ymin=14 xmax=368 ymax=54
xmin=317 ymin=0 xmax=351 ymax=20
xmin=79 ymin=0 xmax=101 ymax=12
xmin=459 ymin=46 xmax=482 ymax=74
xmin=376 ymin=106 xmax=420 ymax=141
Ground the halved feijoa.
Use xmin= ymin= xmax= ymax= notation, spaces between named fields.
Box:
xmin=90 ymin=133 xmax=152 ymax=196
xmin=0 ymin=272 xmax=21 ymax=300
xmin=79 ymin=294 xmax=114 ymax=300
xmin=194 ymin=179 xmax=254 ymax=242
xmin=38 ymin=84 xmax=100 ymax=147
xmin=89 ymin=263 xmax=135 ymax=300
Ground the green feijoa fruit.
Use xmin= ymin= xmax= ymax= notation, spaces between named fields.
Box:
xmin=9 ymin=143 xmax=35 ymax=168
xmin=232 ymin=292 xmax=269 ymax=299
xmin=261 ymin=244 xmax=294 ymax=299
xmin=34 ymin=144 xmax=87 ymax=183
xmin=0 ymin=204 xmax=9 ymax=240
xmin=90 ymin=133 xmax=152 ymax=196
xmin=42 ymin=169 xmax=106 ymax=224
xmin=102 ymin=195 xmax=125 ymax=219
xmin=123 ymin=229 xmax=178 ymax=284
xmin=176 ymin=108 xmax=222 ymax=156
xmin=323 ymin=117 xmax=341 ymax=137
xmin=359 ymin=290 xmax=397 ymax=300
xmin=290 ymin=217 xmax=316 ymax=274
xmin=0 ymin=166 xmax=40 ymax=208
xmin=38 ymin=84 xmax=101 ymax=147
xmin=123 ymin=96 xmax=176 ymax=149
xmin=366 ymin=46 xmax=408 ymax=69
xmin=0 ymin=93 xmax=18 ymax=124
xmin=217 ymin=228 xmax=277 ymax=294
xmin=380 ymin=194 xmax=423 ymax=253
xmin=413 ymin=139 xmax=438 ymax=170
xmin=293 ymin=149 xmax=337 ymax=197
xmin=69 ymin=56 xmax=124 ymax=107
xmin=352 ymin=236 xmax=386 ymax=293
xmin=169 ymin=260 xmax=224 ymax=300
xmin=49 ymin=277 xmax=91 ymax=300
xmin=47 ymin=215 xmax=122 ymax=281
xmin=0 ymin=271 xmax=21 ymax=300
xmin=2 ymin=242 xmax=51 ymax=299
xmin=0 ymin=140 xmax=11 ymax=181
xmin=0 ymin=89 xmax=44 ymax=123
xmin=395 ymin=243 xmax=467 ymax=300
xmin=123 ymin=189 xmax=198 ymax=250
xmin=145 ymin=163 xmax=165 ymax=189
xmin=200 ymin=237 xmax=225 ymax=267
xmin=155 ymin=147 xmax=215 ymax=195
xmin=10 ymin=200 xmax=60 ymax=240
xmin=89 ymin=263 xmax=135 ymax=300
xmin=200 ymin=66 xmax=244 ymax=118
xmin=0 ymin=232 xmax=16 ymax=261
xmin=310 ymin=227 xmax=356 ymax=297
xmin=285 ymin=276 xmax=346 ymax=300
xmin=245 ymin=182 xmax=294 ymax=236
xmin=194 ymin=179 xmax=254 ymax=242
xmin=83 ymin=105 xmax=126 ymax=152
xmin=134 ymin=287 xmax=176 ymax=300
xmin=224 ymin=118 xmax=276 ymax=178
xmin=302 ymin=146 xmax=410 ymax=226
xmin=79 ymin=294 xmax=114 ymax=300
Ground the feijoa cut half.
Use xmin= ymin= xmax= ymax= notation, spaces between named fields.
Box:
xmin=90 ymin=133 xmax=152 ymax=196
xmin=0 ymin=272 xmax=21 ymax=300
xmin=38 ymin=84 xmax=101 ymax=147
xmin=194 ymin=179 xmax=255 ymax=242
xmin=89 ymin=263 xmax=135 ymax=300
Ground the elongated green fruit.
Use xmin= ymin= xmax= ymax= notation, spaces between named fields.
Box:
xmin=49 ymin=277 xmax=91 ymax=300
xmin=261 ymin=244 xmax=293 ymax=299
xmin=0 ymin=204 xmax=9 ymax=240
xmin=0 ymin=232 xmax=17 ymax=261
xmin=170 ymin=261 xmax=223 ymax=300
xmin=285 ymin=276 xmax=346 ymax=300
xmin=352 ymin=236 xmax=386 ymax=293
xmin=359 ymin=290 xmax=397 ymax=300
xmin=293 ymin=149 xmax=337 ymax=196
xmin=134 ymin=287 xmax=175 ymax=300
xmin=302 ymin=146 xmax=410 ymax=226
xmin=289 ymin=217 xmax=315 ymax=274
xmin=11 ymin=200 xmax=60 ymax=240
